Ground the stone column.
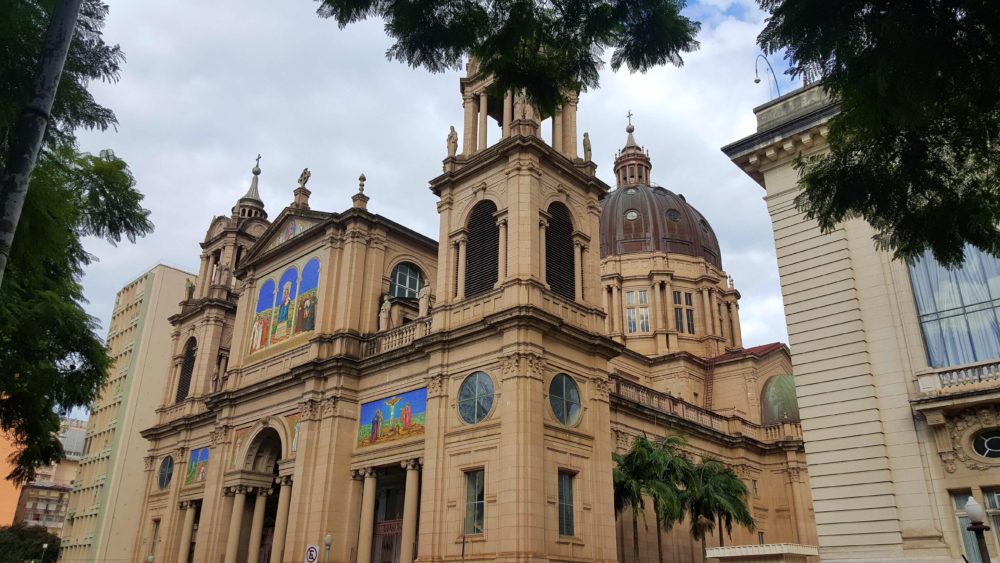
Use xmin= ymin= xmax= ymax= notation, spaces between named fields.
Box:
xmin=223 ymin=486 xmax=248 ymax=563
xmin=700 ymin=288 xmax=711 ymax=336
xmin=246 ymin=488 xmax=270 ymax=563
xmin=176 ymin=501 xmax=197 ymax=563
xmin=574 ymin=242 xmax=585 ymax=301
xmin=611 ymin=284 xmax=623 ymax=335
xmin=196 ymin=254 xmax=211 ymax=297
xmin=562 ymin=94 xmax=578 ymax=159
xmin=502 ymin=91 xmax=513 ymax=137
xmin=730 ymin=303 xmax=743 ymax=348
xmin=602 ymin=285 xmax=611 ymax=333
xmin=552 ymin=111 xmax=564 ymax=153
xmin=497 ymin=218 xmax=508 ymax=282
xmin=538 ymin=219 xmax=548 ymax=284
xmin=650 ymin=280 xmax=661 ymax=331
xmin=664 ymin=279 xmax=674 ymax=331
xmin=709 ymin=289 xmax=718 ymax=336
xmin=478 ymin=92 xmax=488 ymax=152
xmin=399 ymin=460 xmax=421 ymax=563
xmin=356 ymin=468 xmax=378 ymax=563
xmin=463 ymin=94 xmax=476 ymax=156
xmin=271 ymin=476 xmax=293 ymax=563
xmin=455 ymin=237 xmax=467 ymax=299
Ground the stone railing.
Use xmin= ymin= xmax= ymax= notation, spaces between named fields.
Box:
xmin=611 ymin=376 xmax=802 ymax=443
xmin=915 ymin=358 xmax=1000 ymax=395
xmin=361 ymin=318 xmax=432 ymax=358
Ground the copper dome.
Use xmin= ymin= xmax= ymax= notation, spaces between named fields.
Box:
xmin=599 ymin=185 xmax=723 ymax=268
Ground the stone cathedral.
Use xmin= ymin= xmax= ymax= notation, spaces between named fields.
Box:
xmin=120 ymin=67 xmax=816 ymax=563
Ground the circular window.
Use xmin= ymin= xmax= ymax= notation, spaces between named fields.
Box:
xmin=972 ymin=429 xmax=1000 ymax=459
xmin=625 ymin=187 xmax=637 ymax=195
xmin=458 ymin=372 xmax=494 ymax=424
xmin=158 ymin=456 xmax=174 ymax=490
xmin=549 ymin=374 xmax=582 ymax=425
xmin=625 ymin=210 xmax=639 ymax=221
xmin=666 ymin=209 xmax=681 ymax=222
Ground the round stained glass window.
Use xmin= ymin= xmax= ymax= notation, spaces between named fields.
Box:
xmin=158 ymin=456 xmax=174 ymax=490
xmin=549 ymin=374 xmax=582 ymax=425
xmin=972 ymin=429 xmax=1000 ymax=459
xmin=458 ymin=371 xmax=494 ymax=424
xmin=625 ymin=210 xmax=639 ymax=221
xmin=666 ymin=209 xmax=681 ymax=222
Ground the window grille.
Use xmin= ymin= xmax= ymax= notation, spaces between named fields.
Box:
xmin=389 ymin=262 xmax=424 ymax=298
xmin=465 ymin=202 xmax=499 ymax=298
xmin=545 ymin=203 xmax=575 ymax=300
xmin=175 ymin=338 xmax=197 ymax=403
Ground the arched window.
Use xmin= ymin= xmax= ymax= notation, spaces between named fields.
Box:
xmin=545 ymin=202 xmax=575 ymax=300
xmin=389 ymin=262 xmax=425 ymax=298
xmin=760 ymin=374 xmax=800 ymax=425
xmin=175 ymin=337 xmax=197 ymax=403
xmin=465 ymin=201 xmax=499 ymax=298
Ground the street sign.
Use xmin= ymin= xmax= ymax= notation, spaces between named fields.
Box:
xmin=304 ymin=544 xmax=320 ymax=563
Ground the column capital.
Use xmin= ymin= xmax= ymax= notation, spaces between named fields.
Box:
xmin=401 ymin=458 xmax=423 ymax=471
xmin=256 ymin=486 xmax=273 ymax=497
xmin=275 ymin=475 xmax=293 ymax=487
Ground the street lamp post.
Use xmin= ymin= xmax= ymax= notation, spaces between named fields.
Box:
xmin=965 ymin=497 xmax=993 ymax=563
xmin=323 ymin=532 xmax=333 ymax=563
xmin=40 ymin=542 xmax=48 ymax=562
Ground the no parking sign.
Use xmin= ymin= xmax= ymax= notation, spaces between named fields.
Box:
xmin=304 ymin=544 xmax=320 ymax=563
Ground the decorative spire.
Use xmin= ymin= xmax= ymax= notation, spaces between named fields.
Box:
xmin=352 ymin=172 xmax=369 ymax=210
xmin=624 ymin=111 xmax=638 ymax=148
xmin=613 ymin=113 xmax=652 ymax=189
xmin=232 ymin=154 xmax=268 ymax=220
xmin=242 ymin=154 xmax=263 ymax=203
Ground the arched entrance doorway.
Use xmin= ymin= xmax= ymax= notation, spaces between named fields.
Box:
xmin=235 ymin=427 xmax=282 ymax=563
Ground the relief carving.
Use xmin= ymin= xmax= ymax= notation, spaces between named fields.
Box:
xmin=939 ymin=405 xmax=1000 ymax=473
xmin=426 ymin=373 xmax=446 ymax=397
xmin=299 ymin=399 xmax=322 ymax=422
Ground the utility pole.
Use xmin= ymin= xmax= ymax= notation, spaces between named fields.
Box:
xmin=0 ymin=0 xmax=84 ymax=287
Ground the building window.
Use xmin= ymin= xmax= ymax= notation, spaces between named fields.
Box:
xmin=972 ymin=429 xmax=1000 ymax=458
xmin=758 ymin=531 xmax=765 ymax=545
xmin=558 ymin=471 xmax=575 ymax=536
xmin=466 ymin=201 xmax=500 ymax=298
xmin=389 ymin=262 xmax=424 ymax=298
xmin=150 ymin=519 xmax=160 ymax=557
xmin=625 ymin=290 xmax=649 ymax=333
xmin=549 ymin=374 xmax=582 ymax=425
xmin=546 ymin=202 xmax=576 ymax=301
xmin=158 ymin=457 xmax=174 ymax=490
xmin=952 ymin=492 xmax=984 ymax=562
xmin=464 ymin=469 xmax=485 ymax=535
xmin=909 ymin=246 xmax=1000 ymax=368
xmin=752 ymin=479 xmax=759 ymax=496
xmin=175 ymin=338 xmax=197 ymax=403
xmin=985 ymin=489 xmax=1000 ymax=550
xmin=458 ymin=371 xmax=494 ymax=425
xmin=673 ymin=291 xmax=696 ymax=333
xmin=666 ymin=209 xmax=681 ymax=222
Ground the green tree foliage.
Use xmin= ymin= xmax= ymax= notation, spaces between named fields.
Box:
xmin=0 ymin=522 xmax=60 ymax=563
xmin=0 ymin=0 xmax=152 ymax=483
xmin=313 ymin=0 xmax=701 ymax=113
xmin=758 ymin=1 xmax=1000 ymax=267
xmin=613 ymin=437 xmax=754 ymax=560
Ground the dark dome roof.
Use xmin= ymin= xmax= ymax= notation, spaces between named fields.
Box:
xmin=599 ymin=184 xmax=722 ymax=268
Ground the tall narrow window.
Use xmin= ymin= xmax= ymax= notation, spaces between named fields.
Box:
xmin=465 ymin=469 xmax=485 ymax=534
xmin=984 ymin=489 xmax=1000 ymax=553
xmin=686 ymin=309 xmax=696 ymax=334
xmin=952 ymin=492 xmax=984 ymax=562
xmin=150 ymin=519 xmax=160 ymax=557
xmin=389 ymin=262 xmax=425 ymax=298
xmin=558 ymin=471 xmax=575 ymax=536
xmin=546 ymin=203 xmax=575 ymax=300
xmin=466 ymin=201 xmax=499 ymax=298
xmin=175 ymin=338 xmax=197 ymax=403
xmin=624 ymin=290 xmax=649 ymax=334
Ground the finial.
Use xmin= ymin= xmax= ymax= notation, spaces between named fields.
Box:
xmin=626 ymin=110 xmax=634 ymax=132
xmin=358 ymin=173 xmax=366 ymax=193
xmin=297 ymin=167 xmax=311 ymax=188
xmin=253 ymin=154 xmax=262 ymax=175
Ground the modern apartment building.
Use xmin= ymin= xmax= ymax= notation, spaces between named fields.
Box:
xmin=60 ymin=265 xmax=194 ymax=562
xmin=724 ymin=83 xmax=1000 ymax=562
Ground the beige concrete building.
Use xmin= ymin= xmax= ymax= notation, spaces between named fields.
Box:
xmin=14 ymin=418 xmax=87 ymax=535
xmin=60 ymin=265 xmax=194 ymax=562
xmin=131 ymin=67 xmax=816 ymax=563
xmin=724 ymin=83 xmax=1000 ymax=562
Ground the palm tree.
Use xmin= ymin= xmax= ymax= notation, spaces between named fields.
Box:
xmin=683 ymin=458 xmax=755 ymax=550
xmin=612 ymin=435 xmax=691 ymax=563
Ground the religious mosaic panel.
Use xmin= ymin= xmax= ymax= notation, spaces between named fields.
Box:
xmin=249 ymin=256 xmax=321 ymax=354
xmin=286 ymin=413 xmax=302 ymax=454
xmin=185 ymin=447 xmax=209 ymax=485
xmin=269 ymin=218 xmax=315 ymax=249
xmin=230 ymin=427 xmax=251 ymax=468
xmin=357 ymin=388 xmax=427 ymax=448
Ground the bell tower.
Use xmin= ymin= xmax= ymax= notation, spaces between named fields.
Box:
xmin=419 ymin=66 xmax=620 ymax=563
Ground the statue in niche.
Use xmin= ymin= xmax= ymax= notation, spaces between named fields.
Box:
xmin=298 ymin=167 xmax=311 ymax=188
xmin=418 ymin=285 xmax=431 ymax=317
xmin=378 ymin=296 xmax=391 ymax=331
xmin=447 ymin=126 xmax=458 ymax=157
xmin=583 ymin=132 xmax=592 ymax=161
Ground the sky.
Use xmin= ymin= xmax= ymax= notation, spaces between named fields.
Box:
xmin=74 ymin=0 xmax=799 ymax=349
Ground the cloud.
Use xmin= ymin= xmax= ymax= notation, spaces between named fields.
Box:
xmin=74 ymin=0 xmax=796 ymax=349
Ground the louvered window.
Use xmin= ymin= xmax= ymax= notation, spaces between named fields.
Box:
xmin=175 ymin=338 xmax=197 ymax=403
xmin=545 ymin=203 xmax=575 ymax=300
xmin=465 ymin=201 xmax=499 ymax=298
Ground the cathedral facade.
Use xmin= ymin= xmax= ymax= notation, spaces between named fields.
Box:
xmin=128 ymin=69 xmax=815 ymax=563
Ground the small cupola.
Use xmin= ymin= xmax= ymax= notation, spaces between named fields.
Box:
xmin=232 ymin=155 xmax=268 ymax=220
xmin=612 ymin=116 xmax=652 ymax=188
